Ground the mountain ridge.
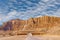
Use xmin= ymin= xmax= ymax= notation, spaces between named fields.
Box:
xmin=0 ymin=16 xmax=60 ymax=35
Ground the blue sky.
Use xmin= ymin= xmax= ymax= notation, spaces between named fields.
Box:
xmin=0 ymin=0 xmax=60 ymax=25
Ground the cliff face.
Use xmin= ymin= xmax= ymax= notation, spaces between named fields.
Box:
xmin=2 ymin=19 xmax=26 ymax=31
xmin=25 ymin=16 xmax=60 ymax=30
xmin=0 ymin=16 xmax=60 ymax=35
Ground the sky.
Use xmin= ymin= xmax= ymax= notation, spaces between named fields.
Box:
xmin=0 ymin=0 xmax=60 ymax=25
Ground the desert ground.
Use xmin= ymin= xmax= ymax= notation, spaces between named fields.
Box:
xmin=0 ymin=35 xmax=60 ymax=40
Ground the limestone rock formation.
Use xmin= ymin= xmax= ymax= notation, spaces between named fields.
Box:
xmin=0 ymin=16 xmax=60 ymax=35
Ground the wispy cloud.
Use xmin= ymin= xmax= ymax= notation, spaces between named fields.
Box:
xmin=0 ymin=0 xmax=60 ymax=25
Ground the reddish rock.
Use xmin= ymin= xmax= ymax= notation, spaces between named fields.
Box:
xmin=0 ymin=16 xmax=60 ymax=35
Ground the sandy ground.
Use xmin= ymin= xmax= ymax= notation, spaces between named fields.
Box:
xmin=0 ymin=35 xmax=60 ymax=40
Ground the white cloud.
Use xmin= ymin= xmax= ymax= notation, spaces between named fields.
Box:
xmin=53 ymin=9 xmax=60 ymax=17
xmin=7 ymin=10 xmax=17 ymax=16
xmin=0 ymin=10 xmax=17 ymax=23
xmin=0 ymin=0 xmax=60 ymax=25
xmin=42 ymin=0 xmax=49 ymax=2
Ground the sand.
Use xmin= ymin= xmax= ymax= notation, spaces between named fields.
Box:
xmin=0 ymin=35 xmax=60 ymax=40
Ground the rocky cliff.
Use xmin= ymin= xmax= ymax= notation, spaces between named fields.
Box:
xmin=0 ymin=16 xmax=60 ymax=35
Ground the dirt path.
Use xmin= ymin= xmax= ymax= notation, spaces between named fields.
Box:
xmin=0 ymin=35 xmax=26 ymax=40
xmin=0 ymin=35 xmax=60 ymax=40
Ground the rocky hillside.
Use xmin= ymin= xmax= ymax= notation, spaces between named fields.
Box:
xmin=0 ymin=16 xmax=60 ymax=35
